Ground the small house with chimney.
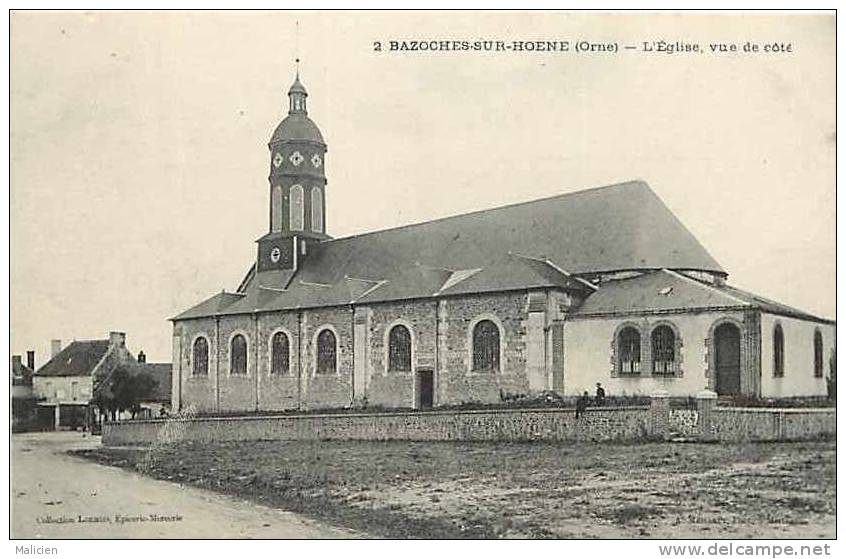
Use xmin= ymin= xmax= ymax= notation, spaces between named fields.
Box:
xmin=32 ymin=332 xmax=136 ymax=430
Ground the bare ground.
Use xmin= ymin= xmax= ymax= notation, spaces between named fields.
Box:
xmin=74 ymin=439 xmax=836 ymax=539
xmin=12 ymin=433 xmax=357 ymax=539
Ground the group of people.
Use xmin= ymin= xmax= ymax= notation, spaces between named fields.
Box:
xmin=575 ymin=382 xmax=606 ymax=419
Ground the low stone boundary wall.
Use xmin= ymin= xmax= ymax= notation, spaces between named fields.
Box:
xmin=669 ymin=409 xmax=699 ymax=438
xmin=102 ymin=392 xmax=836 ymax=446
xmin=669 ymin=391 xmax=835 ymax=442
xmin=103 ymin=406 xmax=652 ymax=446
xmin=710 ymin=407 xmax=836 ymax=442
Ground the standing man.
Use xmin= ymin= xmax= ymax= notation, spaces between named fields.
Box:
xmin=595 ymin=382 xmax=606 ymax=406
xmin=576 ymin=390 xmax=590 ymax=419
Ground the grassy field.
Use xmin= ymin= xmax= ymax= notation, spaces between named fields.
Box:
xmin=74 ymin=439 xmax=835 ymax=539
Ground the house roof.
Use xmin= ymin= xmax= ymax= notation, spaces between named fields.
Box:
xmin=175 ymin=180 xmax=725 ymax=319
xmin=35 ymin=340 xmax=111 ymax=377
xmin=570 ymin=269 xmax=834 ymax=323
xmin=12 ymin=360 xmax=34 ymax=386
xmin=714 ymin=283 xmax=834 ymax=323
xmin=11 ymin=360 xmax=34 ymax=379
xmin=130 ymin=362 xmax=172 ymax=403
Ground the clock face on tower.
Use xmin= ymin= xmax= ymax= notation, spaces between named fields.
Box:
xmin=258 ymin=238 xmax=295 ymax=272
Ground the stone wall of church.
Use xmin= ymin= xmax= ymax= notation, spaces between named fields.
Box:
xmin=301 ymin=306 xmax=355 ymax=409
xmin=365 ymin=300 xmax=438 ymax=408
xmin=174 ymin=317 xmax=219 ymax=413
xmin=437 ymin=292 xmax=530 ymax=404
xmin=256 ymin=312 xmax=301 ymax=411
xmin=173 ymin=290 xmax=544 ymax=412
xmin=216 ymin=315 xmax=258 ymax=411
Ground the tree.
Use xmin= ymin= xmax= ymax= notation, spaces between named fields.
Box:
xmin=93 ymin=365 xmax=159 ymax=421
xmin=827 ymin=348 xmax=836 ymax=400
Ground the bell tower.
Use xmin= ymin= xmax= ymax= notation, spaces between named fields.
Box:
xmin=257 ymin=64 xmax=329 ymax=274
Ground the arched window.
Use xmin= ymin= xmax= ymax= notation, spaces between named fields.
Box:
xmin=192 ymin=337 xmax=209 ymax=376
xmin=230 ymin=334 xmax=247 ymax=376
xmin=773 ymin=324 xmax=785 ymax=377
xmin=271 ymin=331 xmax=290 ymax=375
xmin=289 ymin=185 xmax=304 ymax=231
xmin=472 ymin=320 xmax=500 ymax=372
xmin=651 ymin=325 xmax=676 ymax=375
xmin=388 ymin=325 xmax=412 ymax=372
xmin=271 ymin=186 xmax=282 ymax=232
xmin=311 ymin=188 xmax=324 ymax=233
xmin=813 ymin=330 xmax=823 ymax=378
xmin=617 ymin=327 xmax=641 ymax=375
xmin=316 ymin=329 xmax=336 ymax=374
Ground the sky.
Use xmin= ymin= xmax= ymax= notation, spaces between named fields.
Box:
xmin=10 ymin=11 xmax=835 ymax=364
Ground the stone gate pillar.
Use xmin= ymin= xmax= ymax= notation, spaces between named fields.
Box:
xmin=696 ymin=389 xmax=718 ymax=441
xmin=650 ymin=390 xmax=670 ymax=440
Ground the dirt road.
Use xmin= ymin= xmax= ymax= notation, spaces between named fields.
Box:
xmin=11 ymin=432 xmax=358 ymax=539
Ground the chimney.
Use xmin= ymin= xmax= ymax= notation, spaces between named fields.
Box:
xmin=12 ymin=355 xmax=21 ymax=372
xmin=51 ymin=339 xmax=62 ymax=358
xmin=138 ymin=350 xmax=146 ymax=364
xmin=109 ymin=331 xmax=126 ymax=347
xmin=26 ymin=351 xmax=35 ymax=371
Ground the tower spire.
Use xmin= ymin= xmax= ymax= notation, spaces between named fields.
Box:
xmin=288 ymin=59 xmax=308 ymax=115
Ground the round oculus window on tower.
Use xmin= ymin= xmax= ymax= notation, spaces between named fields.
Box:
xmin=289 ymin=151 xmax=304 ymax=166
xmin=311 ymin=154 xmax=322 ymax=168
xmin=273 ymin=153 xmax=284 ymax=168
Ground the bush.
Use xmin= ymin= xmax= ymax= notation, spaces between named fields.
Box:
xmin=719 ymin=395 xmax=836 ymax=408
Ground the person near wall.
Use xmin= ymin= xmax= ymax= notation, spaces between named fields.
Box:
xmin=595 ymin=382 xmax=606 ymax=406
xmin=576 ymin=391 xmax=590 ymax=419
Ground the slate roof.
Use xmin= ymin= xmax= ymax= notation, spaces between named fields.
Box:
xmin=570 ymin=269 xmax=834 ymax=323
xmin=130 ymin=362 xmax=172 ymax=403
xmin=270 ymin=113 xmax=325 ymax=145
xmin=11 ymin=360 xmax=34 ymax=386
xmin=175 ymin=181 xmax=727 ymax=320
xmin=35 ymin=340 xmax=111 ymax=377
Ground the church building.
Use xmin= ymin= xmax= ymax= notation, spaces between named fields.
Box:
xmin=170 ymin=72 xmax=835 ymax=413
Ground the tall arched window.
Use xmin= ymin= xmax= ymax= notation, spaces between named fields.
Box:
xmin=230 ymin=334 xmax=247 ymax=376
xmin=813 ymin=330 xmax=824 ymax=378
xmin=388 ymin=325 xmax=412 ymax=372
xmin=289 ymin=185 xmax=304 ymax=231
xmin=472 ymin=320 xmax=500 ymax=372
xmin=316 ymin=329 xmax=336 ymax=374
xmin=271 ymin=186 xmax=282 ymax=232
xmin=271 ymin=331 xmax=290 ymax=375
xmin=617 ymin=327 xmax=641 ymax=375
xmin=651 ymin=325 xmax=676 ymax=375
xmin=773 ymin=324 xmax=785 ymax=377
xmin=193 ymin=337 xmax=209 ymax=376
xmin=311 ymin=187 xmax=324 ymax=233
